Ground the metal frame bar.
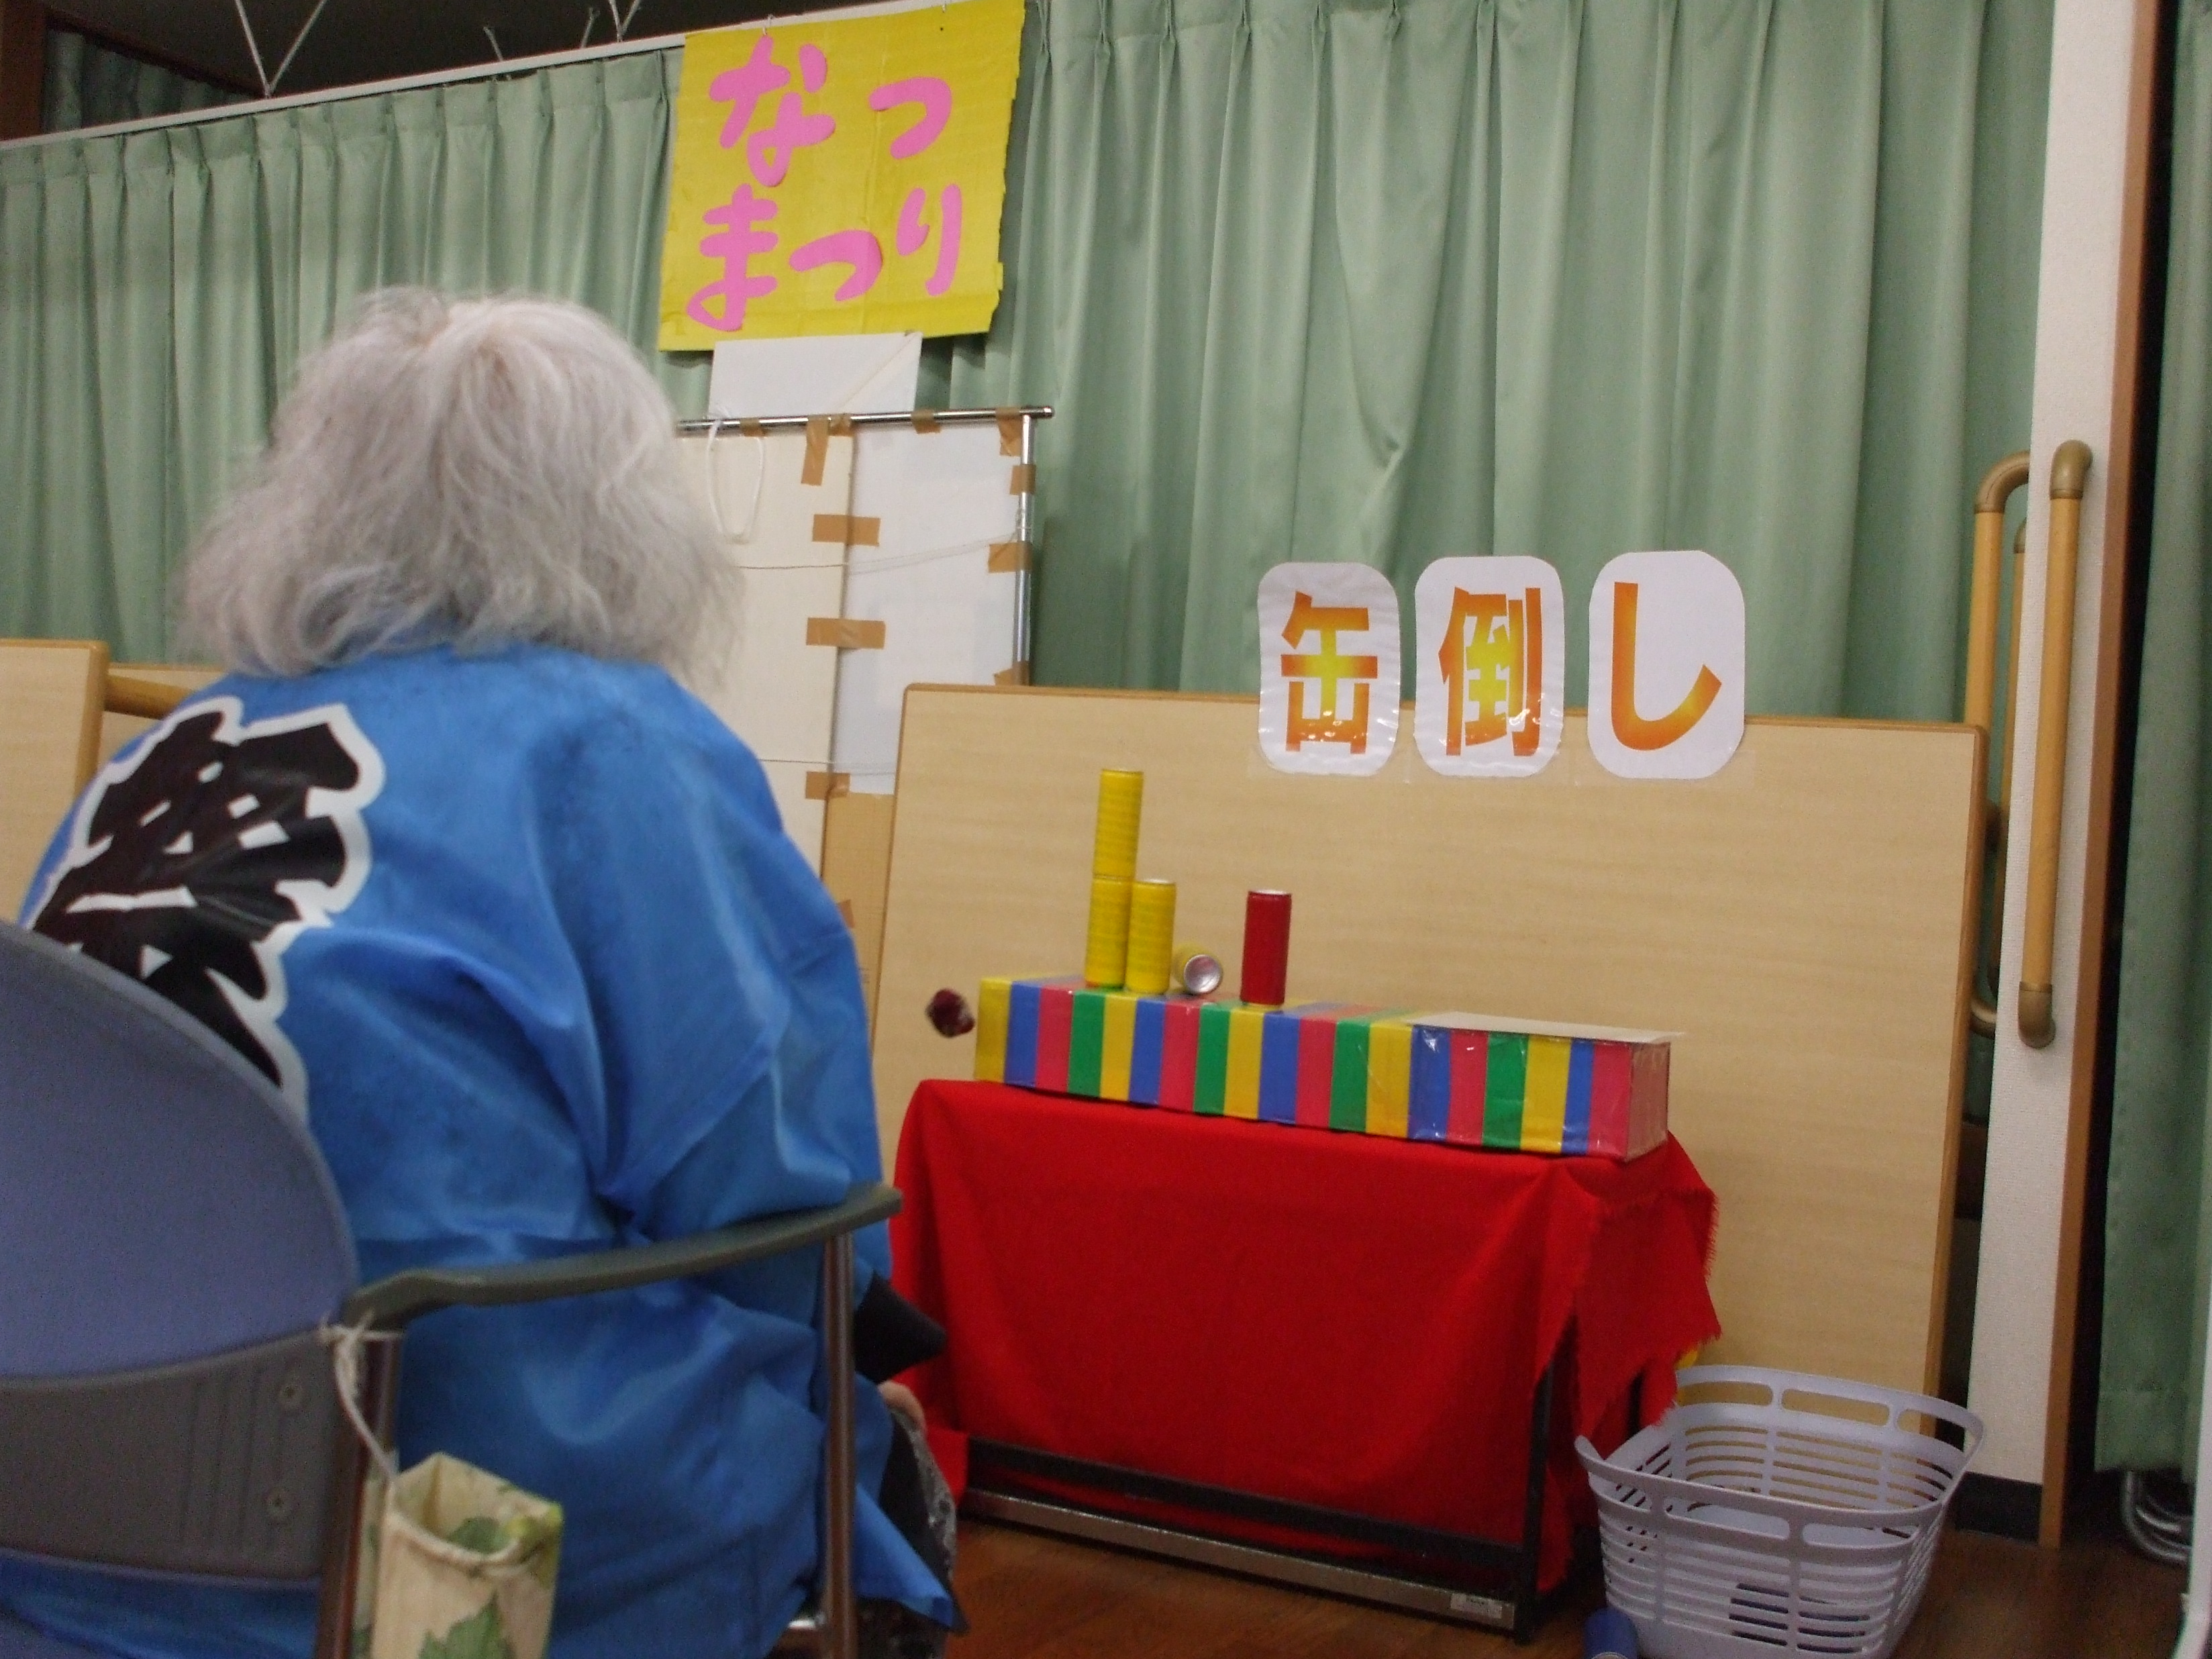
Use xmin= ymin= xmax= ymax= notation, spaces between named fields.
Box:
xmin=311 ymin=1331 xmax=399 ymax=1659
xmin=818 ymin=1234 xmax=859 ymax=1659
xmin=962 ymin=1358 xmax=1558 ymax=1642
xmin=674 ymin=406 xmax=1052 ymax=434
xmin=962 ymin=1492 xmax=1523 ymax=1629
xmin=1015 ymin=412 xmax=1035 ymax=674
xmin=343 ymin=1183 xmax=898 ymax=1330
xmin=311 ymin=1188 xmax=895 ymax=1659
xmin=2172 ymin=1311 xmax=2212 ymax=1657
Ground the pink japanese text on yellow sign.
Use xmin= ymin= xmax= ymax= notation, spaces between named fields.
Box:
xmin=657 ymin=0 xmax=1024 ymax=349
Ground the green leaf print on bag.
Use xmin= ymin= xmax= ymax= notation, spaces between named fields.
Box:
xmin=443 ymin=1517 xmax=507 ymax=1556
xmin=417 ymin=1602 xmax=515 ymax=1659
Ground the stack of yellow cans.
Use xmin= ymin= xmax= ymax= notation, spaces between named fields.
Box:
xmin=1126 ymin=879 xmax=1177 ymax=994
xmin=1084 ymin=770 xmax=1142 ymax=987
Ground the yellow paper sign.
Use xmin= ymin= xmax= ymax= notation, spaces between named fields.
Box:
xmin=658 ymin=0 xmax=1024 ymax=349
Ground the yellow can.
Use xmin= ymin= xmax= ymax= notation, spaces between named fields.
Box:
xmin=1125 ymin=879 xmax=1177 ymax=996
xmin=1092 ymin=769 xmax=1144 ymax=881
xmin=1083 ymin=875 xmax=1134 ymax=988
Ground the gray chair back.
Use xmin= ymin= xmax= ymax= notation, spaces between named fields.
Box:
xmin=0 ymin=921 xmax=356 ymax=1580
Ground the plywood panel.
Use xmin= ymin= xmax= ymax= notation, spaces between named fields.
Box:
xmin=1 ymin=640 xmax=106 ymax=917
xmin=874 ymin=687 xmax=1980 ymax=1395
xmin=823 ymin=790 xmax=897 ymax=1017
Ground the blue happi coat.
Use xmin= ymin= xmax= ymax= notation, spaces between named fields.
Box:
xmin=3 ymin=644 xmax=947 ymax=1659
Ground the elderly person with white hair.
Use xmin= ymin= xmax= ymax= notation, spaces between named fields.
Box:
xmin=3 ymin=291 xmax=958 ymax=1659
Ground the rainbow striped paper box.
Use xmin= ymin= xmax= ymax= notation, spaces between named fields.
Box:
xmin=1397 ymin=1013 xmax=1673 ymax=1160
xmin=974 ymin=979 xmax=1672 ymax=1160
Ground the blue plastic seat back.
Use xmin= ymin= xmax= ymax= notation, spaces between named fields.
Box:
xmin=0 ymin=923 xmax=357 ymax=1378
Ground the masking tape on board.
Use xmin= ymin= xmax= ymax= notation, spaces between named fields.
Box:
xmin=805 ymin=618 xmax=887 ymax=650
xmin=813 ymin=514 xmax=882 ymax=546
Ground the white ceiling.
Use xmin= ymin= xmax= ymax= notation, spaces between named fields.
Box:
xmin=50 ymin=0 xmax=845 ymax=97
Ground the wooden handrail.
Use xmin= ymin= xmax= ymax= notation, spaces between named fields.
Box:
xmin=103 ymin=673 xmax=192 ymax=719
xmin=1973 ymin=519 xmax=2028 ymax=1036
xmin=1966 ymin=451 xmax=2031 ymax=734
xmin=1968 ymin=452 xmax=2029 ymax=1039
xmin=2019 ymin=441 xmax=2093 ymax=1048
xmin=2003 ymin=519 xmax=2027 ymax=815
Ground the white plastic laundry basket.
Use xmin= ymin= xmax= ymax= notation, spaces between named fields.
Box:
xmin=1575 ymin=1366 xmax=1982 ymax=1659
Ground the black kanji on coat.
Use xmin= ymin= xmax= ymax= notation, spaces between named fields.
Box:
xmin=32 ymin=709 xmax=366 ymax=1085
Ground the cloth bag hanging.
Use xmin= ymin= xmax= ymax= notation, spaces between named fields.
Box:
xmin=332 ymin=1331 xmax=565 ymax=1659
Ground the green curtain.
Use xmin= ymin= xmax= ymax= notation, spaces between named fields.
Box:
xmin=2 ymin=0 xmax=2050 ymax=698
xmin=2099 ymin=0 xmax=2212 ymax=1476
xmin=922 ymin=0 xmax=2052 ymax=711
xmin=0 ymin=50 xmax=707 ymax=660
xmin=41 ymin=31 xmax=245 ymax=134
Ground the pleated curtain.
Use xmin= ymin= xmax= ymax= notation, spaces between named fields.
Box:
xmin=41 ymin=30 xmax=246 ymax=135
xmin=0 ymin=51 xmax=707 ymax=660
xmin=925 ymin=0 xmax=2054 ymax=714
xmin=3 ymin=0 xmax=2050 ymax=703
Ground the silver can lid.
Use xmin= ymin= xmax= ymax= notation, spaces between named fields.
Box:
xmin=1176 ymin=952 xmax=1223 ymax=997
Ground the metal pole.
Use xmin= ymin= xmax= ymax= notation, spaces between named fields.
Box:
xmin=821 ymin=1235 xmax=858 ymax=1659
xmin=2172 ymin=1311 xmax=2212 ymax=1659
xmin=1512 ymin=1362 xmax=1554 ymax=1643
xmin=1015 ymin=414 xmax=1036 ymax=676
xmin=674 ymin=405 xmax=1052 ymax=436
xmin=313 ymin=1335 xmax=401 ymax=1659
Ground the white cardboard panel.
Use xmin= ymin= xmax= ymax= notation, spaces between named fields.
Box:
xmin=678 ymin=429 xmax=856 ymax=848
xmin=832 ymin=423 xmax=1021 ymax=792
xmin=757 ymin=760 xmax=828 ymax=874
xmin=708 ymin=334 xmax=923 ymax=418
xmin=698 ymin=565 xmax=850 ymax=766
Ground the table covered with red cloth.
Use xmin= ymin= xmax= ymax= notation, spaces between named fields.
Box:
xmin=889 ymin=1078 xmax=1720 ymax=1589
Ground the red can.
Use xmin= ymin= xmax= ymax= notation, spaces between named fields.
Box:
xmin=1240 ymin=889 xmax=1292 ymax=1008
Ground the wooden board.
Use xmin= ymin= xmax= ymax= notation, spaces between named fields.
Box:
xmin=0 ymin=639 xmax=106 ymax=917
xmin=874 ymin=686 xmax=1981 ymax=1395
xmin=823 ymin=790 xmax=896 ymax=1019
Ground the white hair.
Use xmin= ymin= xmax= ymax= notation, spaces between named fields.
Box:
xmin=182 ymin=289 xmax=727 ymax=676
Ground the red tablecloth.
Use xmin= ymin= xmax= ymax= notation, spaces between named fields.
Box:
xmin=890 ymin=1079 xmax=1719 ymax=1588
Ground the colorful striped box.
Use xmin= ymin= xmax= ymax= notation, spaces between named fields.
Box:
xmin=975 ymin=979 xmax=1672 ymax=1160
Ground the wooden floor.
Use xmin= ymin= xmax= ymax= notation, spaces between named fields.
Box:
xmin=950 ymin=1518 xmax=2186 ymax=1658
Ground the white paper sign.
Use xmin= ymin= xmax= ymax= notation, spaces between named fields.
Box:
xmin=707 ymin=333 xmax=923 ymax=418
xmin=1587 ymin=550 xmax=1746 ymax=779
xmin=1257 ymin=563 xmax=1400 ymax=776
xmin=1412 ymin=556 xmax=1564 ymax=777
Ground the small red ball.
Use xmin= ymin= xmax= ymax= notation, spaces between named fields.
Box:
xmin=926 ymin=988 xmax=976 ymax=1038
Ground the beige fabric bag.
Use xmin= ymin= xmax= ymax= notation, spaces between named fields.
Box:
xmin=332 ymin=1333 xmax=564 ymax=1659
